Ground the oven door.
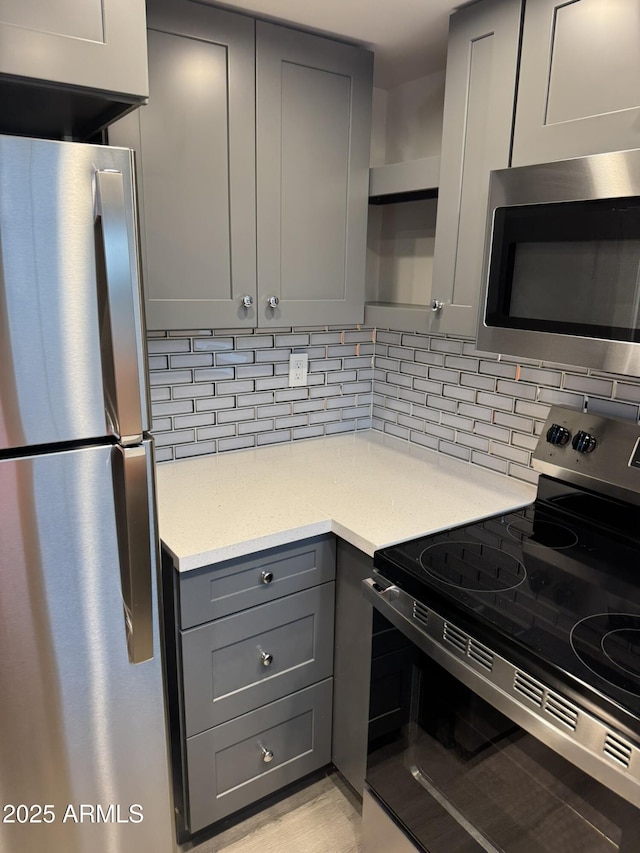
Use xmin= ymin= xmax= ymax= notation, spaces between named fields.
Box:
xmin=363 ymin=579 xmax=639 ymax=853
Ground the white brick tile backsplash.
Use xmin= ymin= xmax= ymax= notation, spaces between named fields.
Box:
xmin=175 ymin=441 xmax=217 ymax=459
xmin=615 ymin=383 xmax=640 ymax=403
xmin=195 ymin=397 xmax=236 ymax=412
xmin=563 ymin=374 xmax=614 ymax=396
xmin=218 ymin=436 xmax=255 ymax=452
xmin=149 ymin=325 xmax=640 ymax=469
xmin=170 ymin=354 xmax=213 ymax=368
xmin=235 ymin=334 xmax=274 ymax=350
xmin=194 ymin=367 xmax=235 ymax=382
xmin=258 ymin=430 xmax=292 ymax=445
xmin=193 ymin=337 xmax=234 ymax=352
xmin=370 ymin=329 xmax=640 ymax=482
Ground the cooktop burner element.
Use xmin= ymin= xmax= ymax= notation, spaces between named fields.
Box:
xmin=571 ymin=614 xmax=640 ymax=695
xmin=506 ymin=518 xmax=579 ymax=549
xmin=419 ymin=540 xmax=526 ymax=592
xmin=374 ymin=405 xmax=640 ymax=734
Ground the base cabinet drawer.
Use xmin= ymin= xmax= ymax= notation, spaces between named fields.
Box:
xmin=186 ymin=678 xmax=333 ymax=832
xmin=179 ymin=534 xmax=336 ymax=628
xmin=181 ymin=583 xmax=335 ymax=733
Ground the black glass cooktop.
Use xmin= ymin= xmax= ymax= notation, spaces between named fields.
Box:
xmin=374 ymin=476 xmax=640 ymax=734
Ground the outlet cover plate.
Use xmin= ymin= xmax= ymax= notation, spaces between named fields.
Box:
xmin=289 ymin=353 xmax=308 ymax=387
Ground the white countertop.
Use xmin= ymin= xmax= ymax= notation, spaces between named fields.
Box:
xmin=156 ymin=432 xmax=537 ymax=571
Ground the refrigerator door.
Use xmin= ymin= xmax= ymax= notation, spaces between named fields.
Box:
xmin=0 ymin=442 xmax=174 ymax=853
xmin=0 ymin=134 xmax=148 ymax=451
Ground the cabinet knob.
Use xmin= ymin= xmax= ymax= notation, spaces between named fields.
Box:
xmin=261 ymin=746 xmax=274 ymax=764
xmin=241 ymin=294 xmax=254 ymax=308
xmin=260 ymin=651 xmax=273 ymax=667
xmin=267 ymin=295 xmax=280 ymax=309
xmin=431 ymin=299 xmax=444 ymax=312
xmin=260 ymin=570 xmax=274 ymax=584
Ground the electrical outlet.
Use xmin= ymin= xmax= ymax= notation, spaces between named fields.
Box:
xmin=288 ymin=353 xmax=308 ymax=387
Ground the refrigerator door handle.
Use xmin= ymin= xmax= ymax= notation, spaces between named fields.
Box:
xmin=112 ymin=444 xmax=155 ymax=664
xmin=95 ymin=169 xmax=144 ymax=445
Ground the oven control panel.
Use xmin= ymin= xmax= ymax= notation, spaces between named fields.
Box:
xmin=534 ymin=405 xmax=640 ymax=505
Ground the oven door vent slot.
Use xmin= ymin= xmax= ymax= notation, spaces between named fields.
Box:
xmin=468 ymin=640 xmax=494 ymax=672
xmin=413 ymin=601 xmax=429 ymax=628
xmin=604 ymin=733 xmax=632 ymax=769
xmin=443 ymin=623 xmax=468 ymax=654
xmin=514 ymin=671 xmax=544 ymax=707
xmin=544 ymin=692 xmax=579 ymax=731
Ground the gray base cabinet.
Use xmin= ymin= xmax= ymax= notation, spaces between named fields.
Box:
xmin=163 ymin=535 xmax=336 ymax=837
xmin=431 ymin=0 xmax=522 ymax=338
xmin=513 ymin=0 xmax=640 ymax=166
xmin=0 ymin=0 xmax=148 ymax=138
xmin=332 ymin=540 xmax=374 ymax=794
xmin=111 ymin=0 xmax=372 ymax=330
xmin=187 ymin=679 xmax=332 ymax=832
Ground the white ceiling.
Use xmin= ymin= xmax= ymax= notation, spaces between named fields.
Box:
xmin=209 ymin=0 xmax=463 ymax=88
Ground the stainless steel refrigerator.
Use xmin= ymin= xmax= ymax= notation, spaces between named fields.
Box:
xmin=0 ymin=134 xmax=175 ymax=853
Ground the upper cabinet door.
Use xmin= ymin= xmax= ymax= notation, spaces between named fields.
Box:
xmin=513 ymin=0 xmax=640 ymax=166
xmin=0 ymin=0 xmax=148 ymax=137
xmin=256 ymin=23 xmax=372 ymax=328
xmin=431 ymin=0 xmax=522 ymax=338
xmin=111 ymin=0 xmax=257 ymax=330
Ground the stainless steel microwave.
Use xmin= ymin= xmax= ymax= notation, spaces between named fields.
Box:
xmin=477 ymin=149 xmax=640 ymax=376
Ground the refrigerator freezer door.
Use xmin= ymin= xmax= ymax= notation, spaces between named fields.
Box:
xmin=0 ymin=134 xmax=149 ymax=451
xmin=0 ymin=443 xmax=174 ymax=853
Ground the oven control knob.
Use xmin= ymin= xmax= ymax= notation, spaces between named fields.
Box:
xmin=572 ymin=430 xmax=597 ymax=454
xmin=546 ymin=424 xmax=571 ymax=446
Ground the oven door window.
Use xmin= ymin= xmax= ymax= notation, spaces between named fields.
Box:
xmin=485 ymin=197 xmax=640 ymax=343
xmin=366 ymin=624 xmax=637 ymax=853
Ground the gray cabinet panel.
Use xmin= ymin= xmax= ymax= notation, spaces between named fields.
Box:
xmin=179 ymin=534 xmax=336 ymax=629
xmin=513 ymin=0 xmax=640 ymax=166
xmin=181 ymin=583 xmax=335 ymax=733
xmin=113 ymin=0 xmax=257 ymax=330
xmin=431 ymin=0 xmax=522 ymax=337
xmin=332 ymin=540 xmax=373 ymax=794
xmin=256 ymin=22 xmax=372 ymax=327
xmin=186 ymin=679 xmax=332 ymax=831
xmin=0 ymin=0 xmax=147 ymax=99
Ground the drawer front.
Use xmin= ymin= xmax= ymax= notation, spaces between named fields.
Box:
xmin=179 ymin=534 xmax=335 ymax=628
xmin=181 ymin=583 xmax=335 ymax=735
xmin=186 ymin=678 xmax=333 ymax=832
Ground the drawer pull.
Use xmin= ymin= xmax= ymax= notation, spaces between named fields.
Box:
xmin=260 ymin=651 xmax=273 ymax=667
xmin=260 ymin=571 xmax=274 ymax=584
xmin=261 ymin=746 xmax=274 ymax=764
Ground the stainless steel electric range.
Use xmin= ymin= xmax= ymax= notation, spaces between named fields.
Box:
xmin=363 ymin=405 xmax=640 ymax=853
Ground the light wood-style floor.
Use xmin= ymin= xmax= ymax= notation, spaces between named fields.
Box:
xmin=184 ymin=771 xmax=362 ymax=853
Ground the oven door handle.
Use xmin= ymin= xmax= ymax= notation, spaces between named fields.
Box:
xmin=363 ymin=578 xmax=424 ymax=648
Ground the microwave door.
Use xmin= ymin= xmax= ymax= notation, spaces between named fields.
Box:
xmin=0 ymin=134 xmax=147 ymax=453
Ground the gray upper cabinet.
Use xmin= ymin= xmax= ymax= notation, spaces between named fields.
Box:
xmin=431 ymin=0 xmax=522 ymax=338
xmin=111 ymin=2 xmax=372 ymax=331
xmin=110 ymin=0 xmax=257 ymax=330
xmin=256 ymin=23 xmax=373 ymax=327
xmin=512 ymin=0 xmax=640 ymax=166
xmin=0 ymin=0 xmax=148 ymax=138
